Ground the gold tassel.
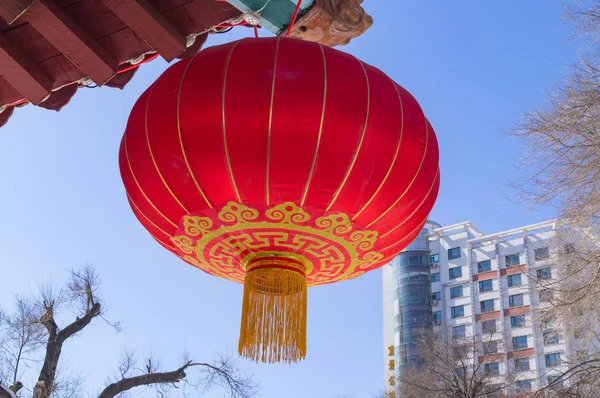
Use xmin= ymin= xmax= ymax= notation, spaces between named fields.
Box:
xmin=238 ymin=257 xmax=307 ymax=364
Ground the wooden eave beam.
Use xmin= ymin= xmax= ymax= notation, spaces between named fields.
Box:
xmin=26 ymin=0 xmax=118 ymax=85
xmin=0 ymin=33 xmax=53 ymax=104
xmin=0 ymin=0 xmax=35 ymax=24
xmin=101 ymin=0 xmax=186 ymax=62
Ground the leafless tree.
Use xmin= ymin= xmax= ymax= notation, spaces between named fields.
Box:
xmin=0 ymin=265 xmax=256 ymax=398
xmin=398 ymin=328 xmax=520 ymax=398
xmin=510 ymin=2 xmax=600 ymax=231
xmin=513 ymin=229 xmax=600 ymax=397
xmin=509 ymin=0 xmax=600 ymax=395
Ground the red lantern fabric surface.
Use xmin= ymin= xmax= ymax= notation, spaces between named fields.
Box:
xmin=119 ymin=37 xmax=440 ymax=286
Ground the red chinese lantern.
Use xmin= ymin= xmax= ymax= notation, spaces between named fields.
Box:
xmin=119 ymin=37 xmax=439 ymax=363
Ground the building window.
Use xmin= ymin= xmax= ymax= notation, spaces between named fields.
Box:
xmin=409 ymin=294 xmax=427 ymax=304
xmin=430 ymin=253 xmax=439 ymax=263
xmin=406 ymin=274 xmax=427 ymax=286
xmin=546 ymin=353 xmax=561 ymax=367
xmin=453 ymin=325 xmax=466 ymax=338
xmin=448 ymin=247 xmax=461 ymax=260
xmin=478 ymin=260 xmax=492 ymax=273
xmin=454 ymin=345 xmax=468 ymax=359
xmin=540 ymin=289 xmax=553 ymax=302
xmin=483 ymin=341 xmax=498 ymax=354
xmin=515 ymin=358 xmax=530 ymax=372
xmin=535 ymin=247 xmax=550 ymax=260
xmin=505 ymin=254 xmax=520 ymax=267
xmin=450 ymin=285 xmax=463 ymax=299
xmin=431 ymin=272 xmax=440 ymax=282
xmin=547 ymin=375 xmax=564 ymax=389
xmin=484 ymin=362 xmax=500 ymax=376
xmin=512 ymin=336 xmax=528 ymax=350
xmin=507 ymin=273 xmax=522 ymax=287
xmin=543 ymin=331 xmax=559 ymax=346
xmin=480 ymin=299 xmax=495 ymax=313
xmin=509 ymin=294 xmax=524 ymax=308
xmin=482 ymin=319 xmax=497 ymax=334
xmin=516 ymin=380 xmax=532 ymax=391
xmin=432 ymin=291 xmax=441 ymax=301
xmin=510 ymin=315 xmax=526 ymax=329
xmin=565 ymin=243 xmax=575 ymax=254
xmin=433 ymin=311 xmax=442 ymax=323
xmin=449 ymin=267 xmax=462 ymax=280
xmin=537 ymin=267 xmax=552 ymax=281
xmin=479 ymin=279 xmax=493 ymax=293
xmin=400 ymin=254 xmax=428 ymax=266
xmin=451 ymin=305 xmax=465 ymax=319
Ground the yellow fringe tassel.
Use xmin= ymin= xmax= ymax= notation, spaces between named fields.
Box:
xmin=238 ymin=264 xmax=307 ymax=364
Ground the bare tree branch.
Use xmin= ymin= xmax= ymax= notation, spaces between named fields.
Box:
xmin=0 ymin=265 xmax=257 ymax=398
xmin=34 ymin=268 xmax=104 ymax=398
xmin=98 ymin=367 xmax=187 ymax=398
xmin=509 ymin=2 xmax=600 ymax=395
xmin=0 ymin=386 xmax=14 ymax=398
xmin=0 ymin=265 xmax=256 ymax=398
xmin=98 ymin=355 xmax=257 ymax=398
xmin=399 ymin=328 xmax=517 ymax=397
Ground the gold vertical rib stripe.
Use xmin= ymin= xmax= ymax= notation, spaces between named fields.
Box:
xmin=380 ymin=168 xmax=439 ymax=239
xmin=367 ymin=117 xmax=431 ymax=228
xmin=155 ymin=238 xmax=178 ymax=252
xmin=326 ymin=60 xmax=371 ymax=212
xmin=222 ymin=41 xmax=242 ymax=203
xmin=127 ymin=196 xmax=176 ymax=251
xmin=124 ymin=132 xmax=177 ymax=228
xmin=379 ymin=211 xmax=433 ymax=257
xmin=145 ymin=83 xmax=189 ymax=213
xmin=266 ymin=37 xmax=281 ymax=206
xmin=352 ymin=79 xmax=405 ymax=221
xmin=177 ymin=53 xmax=212 ymax=208
xmin=301 ymin=44 xmax=327 ymax=207
xmin=126 ymin=192 xmax=173 ymax=239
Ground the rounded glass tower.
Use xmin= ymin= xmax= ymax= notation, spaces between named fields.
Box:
xmin=393 ymin=221 xmax=440 ymax=371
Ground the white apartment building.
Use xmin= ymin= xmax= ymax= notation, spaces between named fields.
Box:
xmin=383 ymin=220 xmax=576 ymax=397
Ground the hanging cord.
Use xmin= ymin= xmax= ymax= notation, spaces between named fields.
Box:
xmin=256 ymin=0 xmax=272 ymax=13
xmin=3 ymin=52 xmax=160 ymax=107
xmin=116 ymin=53 xmax=160 ymax=74
xmin=192 ymin=0 xmax=271 ymax=39
xmin=285 ymin=1 xmax=303 ymax=37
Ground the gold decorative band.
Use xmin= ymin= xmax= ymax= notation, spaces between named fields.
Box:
xmin=245 ymin=256 xmax=307 ymax=276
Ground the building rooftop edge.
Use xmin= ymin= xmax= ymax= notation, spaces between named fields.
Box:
xmin=426 ymin=221 xmax=483 ymax=237
xmin=467 ymin=219 xmax=558 ymax=244
xmin=424 ymin=219 xmax=559 ymax=243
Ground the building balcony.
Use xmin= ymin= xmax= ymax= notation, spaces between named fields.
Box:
xmin=507 ymin=348 xmax=535 ymax=359
xmin=500 ymin=265 xmax=527 ymax=276
xmin=479 ymin=353 xmax=504 ymax=363
xmin=473 ymin=271 xmax=497 ymax=281
xmin=504 ymin=306 xmax=530 ymax=316
xmin=476 ymin=311 xmax=501 ymax=321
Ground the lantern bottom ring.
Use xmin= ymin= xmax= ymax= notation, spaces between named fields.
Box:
xmin=239 ymin=255 xmax=308 ymax=363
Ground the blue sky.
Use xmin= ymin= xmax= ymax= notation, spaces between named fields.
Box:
xmin=0 ymin=1 xmax=577 ymax=397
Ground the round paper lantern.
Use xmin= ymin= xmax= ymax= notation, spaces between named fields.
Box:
xmin=119 ymin=37 xmax=440 ymax=363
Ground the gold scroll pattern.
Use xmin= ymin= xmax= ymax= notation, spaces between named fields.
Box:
xmin=171 ymin=202 xmax=383 ymax=286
